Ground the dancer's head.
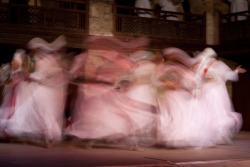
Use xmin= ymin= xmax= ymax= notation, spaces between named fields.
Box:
xmin=11 ymin=49 xmax=25 ymax=70
xmin=193 ymin=47 xmax=217 ymax=65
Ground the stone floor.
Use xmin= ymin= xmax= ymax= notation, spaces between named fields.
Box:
xmin=0 ymin=131 xmax=250 ymax=167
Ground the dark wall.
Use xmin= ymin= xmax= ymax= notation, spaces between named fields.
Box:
xmin=0 ymin=44 xmax=16 ymax=65
xmin=115 ymin=0 xmax=135 ymax=7
xmin=233 ymin=71 xmax=250 ymax=131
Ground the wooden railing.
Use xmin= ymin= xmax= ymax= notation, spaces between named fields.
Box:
xmin=219 ymin=11 xmax=250 ymax=44
xmin=0 ymin=2 xmax=87 ymax=30
xmin=3 ymin=3 xmax=250 ymax=50
xmin=113 ymin=5 xmax=206 ymax=45
xmin=0 ymin=2 xmax=88 ymax=48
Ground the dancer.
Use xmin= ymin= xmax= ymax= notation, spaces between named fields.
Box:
xmin=156 ymin=47 xmax=245 ymax=148
xmin=64 ymin=36 xmax=136 ymax=148
xmin=65 ymin=37 xmax=158 ymax=150
xmin=191 ymin=48 xmax=246 ymax=147
xmin=0 ymin=49 xmax=28 ymax=140
xmin=116 ymin=49 xmax=158 ymax=150
xmin=5 ymin=35 xmax=68 ymax=147
xmin=153 ymin=47 xmax=197 ymax=148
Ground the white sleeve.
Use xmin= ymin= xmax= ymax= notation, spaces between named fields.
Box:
xmin=225 ymin=70 xmax=239 ymax=82
xmin=216 ymin=60 xmax=239 ymax=82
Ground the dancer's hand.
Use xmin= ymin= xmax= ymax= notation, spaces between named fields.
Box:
xmin=236 ymin=65 xmax=247 ymax=73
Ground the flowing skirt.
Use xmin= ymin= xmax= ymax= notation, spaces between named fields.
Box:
xmin=65 ymin=88 xmax=158 ymax=146
xmin=5 ymin=81 xmax=67 ymax=143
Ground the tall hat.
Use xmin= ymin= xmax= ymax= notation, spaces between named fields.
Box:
xmin=193 ymin=47 xmax=217 ymax=64
xmin=27 ymin=35 xmax=67 ymax=52
xmin=202 ymin=47 xmax=217 ymax=57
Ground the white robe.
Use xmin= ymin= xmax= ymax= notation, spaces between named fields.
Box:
xmin=158 ymin=0 xmax=178 ymax=20
xmin=190 ymin=58 xmax=242 ymax=147
xmin=153 ymin=62 xmax=197 ymax=148
xmin=135 ymin=0 xmax=153 ymax=18
xmin=5 ymin=53 xmax=68 ymax=143
xmin=0 ymin=71 xmax=26 ymax=137
xmin=65 ymin=59 xmax=158 ymax=147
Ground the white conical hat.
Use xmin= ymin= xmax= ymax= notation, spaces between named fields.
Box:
xmin=203 ymin=47 xmax=217 ymax=57
xmin=193 ymin=47 xmax=217 ymax=64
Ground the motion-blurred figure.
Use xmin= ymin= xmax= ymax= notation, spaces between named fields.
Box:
xmin=191 ymin=47 xmax=246 ymax=147
xmin=0 ymin=49 xmax=28 ymax=140
xmin=65 ymin=36 xmax=158 ymax=150
xmin=5 ymin=36 xmax=68 ymax=147
xmin=153 ymin=47 xmax=197 ymax=148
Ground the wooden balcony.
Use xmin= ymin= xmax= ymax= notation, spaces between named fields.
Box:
xmin=113 ymin=5 xmax=206 ymax=51
xmin=1 ymin=2 xmax=250 ymax=61
xmin=220 ymin=10 xmax=250 ymax=43
xmin=217 ymin=11 xmax=250 ymax=67
xmin=0 ymin=2 xmax=88 ymax=48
